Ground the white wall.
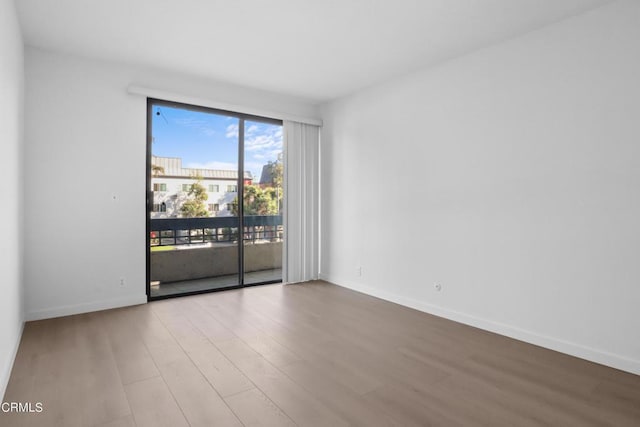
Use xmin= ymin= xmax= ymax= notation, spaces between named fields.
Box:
xmin=0 ymin=0 xmax=25 ymax=399
xmin=320 ymin=1 xmax=640 ymax=375
xmin=24 ymin=47 xmax=319 ymax=320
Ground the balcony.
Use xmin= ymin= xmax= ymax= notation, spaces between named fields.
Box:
xmin=150 ymin=215 xmax=283 ymax=297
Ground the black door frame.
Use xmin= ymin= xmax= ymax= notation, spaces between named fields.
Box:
xmin=146 ymin=97 xmax=283 ymax=301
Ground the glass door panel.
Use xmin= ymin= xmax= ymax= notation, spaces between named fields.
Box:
xmin=242 ymin=120 xmax=284 ymax=285
xmin=149 ymin=101 xmax=240 ymax=298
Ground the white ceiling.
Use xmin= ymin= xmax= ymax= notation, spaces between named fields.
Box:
xmin=17 ymin=0 xmax=611 ymax=103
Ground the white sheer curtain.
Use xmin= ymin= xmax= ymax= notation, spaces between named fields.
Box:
xmin=283 ymin=121 xmax=320 ymax=284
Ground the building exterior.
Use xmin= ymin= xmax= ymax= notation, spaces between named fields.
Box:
xmin=258 ymin=152 xmax=284 ymax=187
xmin=150 ymin=156 xmax=251 ymax=219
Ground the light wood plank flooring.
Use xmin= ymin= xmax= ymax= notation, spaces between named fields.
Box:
xmin=2 ymin=281 xmax=639 ymax=426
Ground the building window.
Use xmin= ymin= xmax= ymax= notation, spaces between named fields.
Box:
xmin=227 ymin=185 xmax=237 ymax=192
xmin=208 ymin=203 xmax=219 ymax=212
xmin=209 ymin=184 xmax=219 ymax=192
xmin=153 ymin=183 xmax=167 ymax=192
xmin=182 ymin=184 xmax=191 ymax=192
xmin=226 ymin=203 xmax=237 ymax=211
xmin=152 ymin=202 xmax=167 ymax=212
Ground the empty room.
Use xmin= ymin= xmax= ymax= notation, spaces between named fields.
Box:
xmin=1 ymin=0 xmax=639 ymax=425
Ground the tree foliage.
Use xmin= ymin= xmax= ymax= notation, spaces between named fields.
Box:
xmin=231 ymin=159 xmax=284 ymax=216
xmin=232 ymin=185 xmax=278 ymax=216
xmin=180 ymin=175 xmax=209 ymax=218
xmin=259 ymin=160 xmax=284 ymax=213
xmin=264 ymin=160 xmax=283 ymax=188
xmin=151 ymin=164 xmax=165 ymax=176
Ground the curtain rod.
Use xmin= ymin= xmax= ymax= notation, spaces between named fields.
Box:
xmin=127 ymin=85 xmax=323 ymax=127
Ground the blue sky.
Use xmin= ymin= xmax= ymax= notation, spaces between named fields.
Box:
xmin=151 ymin=105 xmax=283 ymax=180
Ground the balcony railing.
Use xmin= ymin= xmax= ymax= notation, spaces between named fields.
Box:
xmin=150 ymin=215 xmax=283 ymax=247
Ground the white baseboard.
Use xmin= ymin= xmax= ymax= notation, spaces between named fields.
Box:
xmin=1 ymin=320 xmax=25 ymax=401
xmin=25 ymin=294 xmax=148 ymax=321
xmin=319 ymin=273 xmax=640 ymax=376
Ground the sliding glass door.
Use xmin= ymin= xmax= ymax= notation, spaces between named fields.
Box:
xmin=242 ymin=120 xmax=284 ymax=285
xmin=147 ymin=99 xmax=283 ymax=299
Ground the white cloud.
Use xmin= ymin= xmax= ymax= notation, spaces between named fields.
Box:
xmin=245 ymin=135 xmax=282 ymax=152
xmin=226 ymin=124 xmax=239 ymax=139
xmin=244 ymin=123 xmax=283 ymax=153
xmin=222 ymin=123 xmax=283 ymax=177
xmin=175 ymin=117 xmax=217 ymax=137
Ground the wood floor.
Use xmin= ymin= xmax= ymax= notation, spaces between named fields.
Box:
xmin=2 ymin=281 xmax=639 ymax=426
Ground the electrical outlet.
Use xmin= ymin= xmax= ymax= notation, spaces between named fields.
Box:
xmin=434 ymin=282 xmax=442 ymax=292
xmin=356 ymin=267 xmax=362 ymax=277
xmin=120 ymin=278 xmax=125 ymax=287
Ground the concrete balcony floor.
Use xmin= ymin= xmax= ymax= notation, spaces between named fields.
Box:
xmin=150 ymin=268 xmax=282 ymax=298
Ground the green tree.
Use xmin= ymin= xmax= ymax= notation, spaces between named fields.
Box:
xmin=265 ymin=160 xmax=283 ymax=188
xmin=262 ymin=160 xmax=283 ymax=213
xmin=180 ymin=175 xmax=209 ymax=217
xmin=232 ymin=185 xmax=278 ymax=216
